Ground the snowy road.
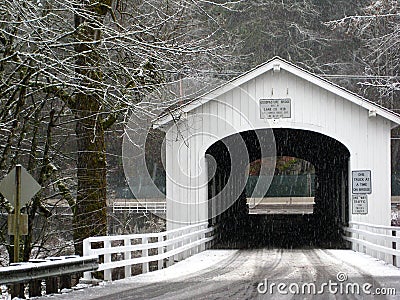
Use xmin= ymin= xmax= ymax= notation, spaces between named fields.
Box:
xmin=44 ymin=249 xmax=400 ymax=300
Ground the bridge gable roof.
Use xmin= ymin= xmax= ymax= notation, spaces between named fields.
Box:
xmin=154 ymin=57 xmax=400 ymax=128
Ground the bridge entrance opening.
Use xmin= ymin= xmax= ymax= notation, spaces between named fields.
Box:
xmin=206 ymin=128 xmax=350 ymax=249
xmin=246 ymin=155 xmax=315 ymax=215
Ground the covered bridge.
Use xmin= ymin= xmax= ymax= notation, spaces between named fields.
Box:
xmin=155 ymin=57 xmax=400 ymax=246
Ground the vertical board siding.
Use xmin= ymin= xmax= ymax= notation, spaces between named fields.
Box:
xmin=165 ymin=68 xmax=393 ymax=228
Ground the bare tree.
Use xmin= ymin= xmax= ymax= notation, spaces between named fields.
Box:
xmin=0 ymin=0 xmax=238 ymax=260
xmin=326 ymin=0 xmax=400 ymax=173
xmin=209 ymin=0 xmax=369 ymax=74
xmin=326 ymin=0 xmax=400 ymax=107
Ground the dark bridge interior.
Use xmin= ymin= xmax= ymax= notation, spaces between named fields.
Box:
xmin=206 ymin=128 xmax=350 ymax=249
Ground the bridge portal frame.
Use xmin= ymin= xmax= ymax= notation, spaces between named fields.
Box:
xmin=155 ymin=57 xmax=400 ymax=230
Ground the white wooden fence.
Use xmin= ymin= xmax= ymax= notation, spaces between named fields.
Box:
xmin=342 ymin=221 xmax=400 ymax=266
xmin=112 ymin=201 xmax=166 ymax=213
xmin=83 ymin=222 xmax=215 ymax=281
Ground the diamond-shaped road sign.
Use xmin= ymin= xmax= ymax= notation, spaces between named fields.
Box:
xmin=0 ymin=165 xmax=41 ymax=207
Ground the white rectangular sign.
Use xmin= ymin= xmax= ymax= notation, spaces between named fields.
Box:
xmin=352 ymin=194 xmax=368 ymax=214
xmin=260 ymin=99 xmax=291 ymax=119
xmin=352 ymin=170 xmax=371 ymax=194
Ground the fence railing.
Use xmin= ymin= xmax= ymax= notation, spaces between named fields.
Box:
xmin=83 ymin=222 xmax=215 ymax=281
xmin=112 ymin=201 xmax=166 ymax=213
xmin=0 ymin=255 xmax=98 ymax=298
xmin=342 ymin=221 xmax=400 ymax=266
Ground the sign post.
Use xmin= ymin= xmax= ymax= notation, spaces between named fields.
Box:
xmin=0 ymin=164 xmax=41 ymax=263
xmin=14 ymin=165 xmax=21 ymax=263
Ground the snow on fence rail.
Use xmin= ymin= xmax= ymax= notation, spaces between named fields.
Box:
xmin=112 ymin=201 xmax=166 ymax=213
xmin=83 ymin=222 xmax=215 ymax=281
xmin=342 ymin=221 xmax=400 ymax=266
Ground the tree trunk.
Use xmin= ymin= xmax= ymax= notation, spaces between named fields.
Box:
xmin=72 ymin=1 xmax=111 ymax=255
xmin=73 ymin=95 xmax=107 ymax=255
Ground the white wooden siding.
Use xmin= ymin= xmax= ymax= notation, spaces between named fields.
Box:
xmin=165 ymin=66 xmax=393 ymax=229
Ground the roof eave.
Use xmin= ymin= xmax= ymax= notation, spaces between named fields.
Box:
xmin=153 ymin=57 xmax=400 ymax=128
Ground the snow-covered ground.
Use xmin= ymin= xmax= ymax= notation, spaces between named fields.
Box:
xmin=28 ymin=248 xmax=400 ymax=300
xmin=326 ymin=249 xmax=400 ymax=277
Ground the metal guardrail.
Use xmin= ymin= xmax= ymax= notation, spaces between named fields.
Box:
xmin=0 ymin=256 xmax=98 ymax=285
xmin=83 ymin=222 xmax=215 ymax=281
xmin=342 ymin=221 xmax=400 ymax=267
xmin=0 ymin=255 xmax=98 ymax=298
xmin=112 ymin=201 xmax=166 ymax=213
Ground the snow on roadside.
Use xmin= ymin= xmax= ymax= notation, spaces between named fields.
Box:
xmin=122 ymin=249 xmax=238 ymax=283
xmin=6 ymin=249 xmax=400 ymax=300
xmin=326 ymin=249 xmax=400 ymax=277
xmin=34 ymin=250 xmax=238 ymax=299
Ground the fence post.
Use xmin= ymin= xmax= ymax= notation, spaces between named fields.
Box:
xmin=124 ymin=237 xmax=131 ymax=278
xmin=368 ymin=226 xmax=374 ymax=258
xmin=386 ymin=228 xmax=392 ymax=263
xmin=383 ymin=228 xmax=390 ymax=263
xmin=167 ymin=232 xmax=174 ymax=267
xmin=210 ymin=226 xmax=216 ymax=249
xmin=45 ymin=277 xmax=58 ymax=294
xmin=371 ymin=226 xmax=376 ymax=258
xmin=174 ymin=231 xmax=180 ymax=263
xmin=349 ymin=224 xmax=360 ymax=252
xmin=29 ymin=279 xmax=42 ymax=297
xmin=395 ymin=230 xmax=400 ymax=267
xmin=361 ymin=224 xmax=367 ymax=254
xmin=200 ymin=224 xmax=206 ymax=252
xmin=142 ymin=237 xmax=149 ymax=273
xmin=177 ymin=229 xmax=183 ymax=261
xmin=193 ymin=226 xmax=199 ymax=254
xmin=83 ymin=239 xmax=93 ymax=280
xmin=158 ymin=235 xmax=164 ymax=270
xmin=189 ymin=227 xmax=194 ymax=257
xmin=10 ymin=283 xmax=25 ymax=299
xmin=182 ymin=227 xmax=189 ymax=259
xmin=208 ymin=226 xmax=214 ymax=249
xmin=392 ymin=230 xmax=396 ymax=266
xmin=60 ymin=274 xmax=72 ymax=290
xmin=104 ymin=240 xmax=112 ymax=281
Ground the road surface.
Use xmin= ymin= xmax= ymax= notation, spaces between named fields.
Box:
xmin=44 ymin=248 xmax=400 ymax=299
